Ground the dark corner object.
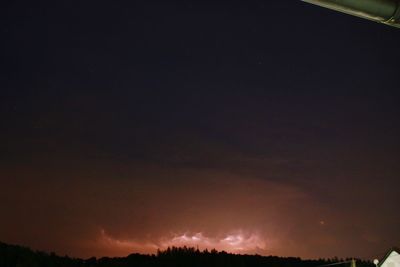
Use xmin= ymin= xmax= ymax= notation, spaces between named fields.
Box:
xmin=302 ymin=0 xmax=400 ymax=28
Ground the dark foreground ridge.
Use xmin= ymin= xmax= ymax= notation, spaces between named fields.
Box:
xmin=0 ymin=241 xmax=374 ymax=267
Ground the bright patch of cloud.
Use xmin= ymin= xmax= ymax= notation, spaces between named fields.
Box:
xmin=98 ymin=229 xmax=267 ymax=255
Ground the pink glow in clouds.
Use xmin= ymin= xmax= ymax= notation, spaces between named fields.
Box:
xmin=98 ymin=228 xmax=267 ymax=255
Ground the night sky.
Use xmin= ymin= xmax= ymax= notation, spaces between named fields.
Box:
xmin=1 ymin=0 xmax=399 ymax=260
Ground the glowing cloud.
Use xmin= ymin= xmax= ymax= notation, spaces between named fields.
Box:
xmin=98 ymin=229 xmax=267 ymax=255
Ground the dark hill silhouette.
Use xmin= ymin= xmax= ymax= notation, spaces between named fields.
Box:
xmin=0 ymin=241 xmax=374 ymax=267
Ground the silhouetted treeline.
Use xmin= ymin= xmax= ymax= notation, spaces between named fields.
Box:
xmin=0 ymin=241 xmax=374 ymax=267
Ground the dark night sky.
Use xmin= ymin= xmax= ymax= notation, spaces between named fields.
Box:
xmin=1 ymin=0 xmax=399 ymax=260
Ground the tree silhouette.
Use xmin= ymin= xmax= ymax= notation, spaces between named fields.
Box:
xmin=0 ymin=241 xmax=374 ymax=267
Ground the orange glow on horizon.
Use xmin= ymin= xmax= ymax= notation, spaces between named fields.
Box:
xmin=97 ymin=228 xmax=268 ymax=256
